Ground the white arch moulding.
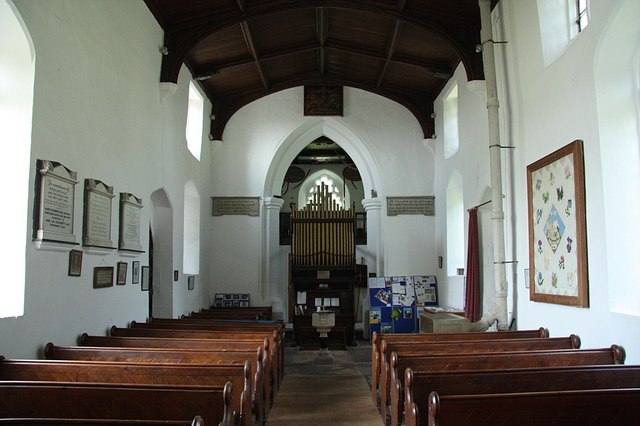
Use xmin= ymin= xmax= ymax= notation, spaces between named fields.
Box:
xmin=260 ymin=118 xmax=384 ymax=319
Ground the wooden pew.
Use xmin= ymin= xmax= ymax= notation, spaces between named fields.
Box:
xmin=404 ymin=365 xmax=640 ymax=426
xmin=386 ymin=345 xmax=625 ymax=426
xmin=109 ymin=325 xmax=281 ymax=391
xmin=129 ymin=320 xmax=284 ymax=386
xmin=370 ymin=327 xmax=548 ymax=403
xmin=0 ymin=357 xmax=253 ymax=426
xmin=0 ymin=381 xmax=232 ymax=426
xmin=191 ymin=307 xmax=273 ymax=320
xmin=44 ymin=343 xmax=268 ymax=423
xmin=146 ymin=317 xmax=283 ymax=331
xmin=0 ymin=418 xmax=203 ymax=425
xmin=378 ymin=335 xmax=580 ymax=419
xmin=78 ymin=333 xmax=268 ymax=421
xmin=426 ymin=388 xmax=640 ymax=426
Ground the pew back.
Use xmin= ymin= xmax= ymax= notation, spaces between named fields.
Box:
xmin=371 ymin=328 xmax=548 ymax=402
xmin=378 ymin=335 xmax=580 ymax=419
xmin=0 ymin=417 xmax=203 ymax=425
xmin=427 ymin=388 xmax=640 ymax=426
xmin=0 ymin=358 xmax=253 ymax=426
xmin=122 ymin=324 xmax=283 ymax=387
xmin=44 ymin=343 xmax=269 ymax=421
xmin=109 ymin=326 xmax=280 ymax=390
xmin=0 ymin=381 xmax=232 ymax=426
xmin=405 ymin=365 xmax=640 ymax=426
xmin=384 ymin=345 xmax=625 ymax=424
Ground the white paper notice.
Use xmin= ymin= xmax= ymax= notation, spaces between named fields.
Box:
xmin=392 ymin=283 xmax=405 ymax=294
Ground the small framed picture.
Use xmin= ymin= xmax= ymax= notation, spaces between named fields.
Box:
xmin=141 ymin=266 xmax=150 ymax=291
xmin=93 ymin=266 xmax=114 ymax=289
xmin=116 ymin=262 xmax=127 ymax=285
xmin=188 ymin=275 xmax=195 ymax=290
xmin=132 ymin=261 xmax=140 ymax=284
xmin=68 ymin=250 xmax=83 ymax=277
xmin=174 ymin=270 xmax=179 ymax=281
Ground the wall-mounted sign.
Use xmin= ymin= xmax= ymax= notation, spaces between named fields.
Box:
xmin=34 ymin=160 xmax=78 ymax=244
xmin=387 ymin=196 xmax=435 ymax=216
xmin=83 ymin=178 xmax=115 ymax=248
xmin=119 ymin=192 xmax=143 ymax=252
xmin=212 ymin=197 xmax=260 ymax=216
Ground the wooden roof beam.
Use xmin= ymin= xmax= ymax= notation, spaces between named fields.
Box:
xmin=240 ymin=21 xmax=269 ymax=89
xmin=376 ymin=20 xmax=403 ymax=88
xmin=316 ymin=8 xmax=329 ymax=77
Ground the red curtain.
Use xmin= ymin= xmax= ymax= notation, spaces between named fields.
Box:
xmin=464 ymin=208 xmax=481 ymax=322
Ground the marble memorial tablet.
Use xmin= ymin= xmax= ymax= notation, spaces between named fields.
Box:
xmin=119 ymin=192 xmax=143 ymax=252
xmin=34 ymin=160 xmax=78 ymax=244
xmin=83 ymin=178 xmax=115 ymax=248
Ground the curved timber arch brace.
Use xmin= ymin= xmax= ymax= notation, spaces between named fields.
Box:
xmin=147 ymin=0 xmax=491 ymax=139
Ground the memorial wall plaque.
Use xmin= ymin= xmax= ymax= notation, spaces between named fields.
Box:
xmin=82 ymin=178 xmax=115 ymax=248
xmin=34 ymin=160 xmax=78 ymax=244
xmin=212 ymin=197 xmax=260 ymax=216
xmin=387 ymin=196 xmax=435 ymax=216
xmin=119 ymin=193 xmax=144 ymax=252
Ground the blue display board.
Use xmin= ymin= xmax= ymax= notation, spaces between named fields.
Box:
xmin=368 ymin=275 xmax=437 ymax=337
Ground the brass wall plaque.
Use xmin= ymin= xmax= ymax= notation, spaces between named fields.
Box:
xmin=212 ymin=197 xmax=260 ymax=216
xmin=387 ymin=196 xmax=435 ymax=216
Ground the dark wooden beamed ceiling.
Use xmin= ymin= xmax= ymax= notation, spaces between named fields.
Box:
xmin=144 ymin=0 xmax=498 ymax=140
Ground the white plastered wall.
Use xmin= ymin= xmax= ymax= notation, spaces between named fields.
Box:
xmin=502 ymin=0 xmax=640 ymax=362
xmin=0 ymin=0 xmax=211 ymax=358
xmin=432 ymin=63 xmax=497 ymax=315
xmin=209 ymin=87 xmax=437 ymax=319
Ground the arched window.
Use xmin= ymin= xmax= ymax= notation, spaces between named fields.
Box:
xmin=183 ymin=181 xmax=200 ymax=275
xmin=537 ymin=0 xmax=590 ymax=67
xmin=298 ymin=170 xmax=350 ymax=210
xmin=446 ymin=171 xmax=464 ymax=276
xmin=443 ymin=84 xmax=459 ymax=159
xmin=186 ymin=81 xmax=204 ymax=161
xmin=0 ymin=0 xmax=34 ymax=318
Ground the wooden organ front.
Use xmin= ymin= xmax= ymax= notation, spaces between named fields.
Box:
xmin=289 ymin=182 xmax=357 ymax=349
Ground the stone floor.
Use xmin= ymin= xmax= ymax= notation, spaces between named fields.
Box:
xmin=267 ymin=340 xmax=383 ymax=425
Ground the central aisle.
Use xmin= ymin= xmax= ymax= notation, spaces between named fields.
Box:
xmin=266 ymin=343 xmax=384 ymax=425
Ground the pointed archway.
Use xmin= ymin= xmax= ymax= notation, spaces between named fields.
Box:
xmin=261 ymin=118 xmax=383 ymax=321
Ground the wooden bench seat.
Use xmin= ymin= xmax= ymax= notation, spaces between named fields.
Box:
xmin=190 ymin=307 xmax=273 ymax=321
xmin=0 ymin=416 xmax=203 ymax=425
xmin=386 ymin=345 xmax=625 ymax=425
xmin=377 ymin=335 xmax=581 ymax=418
xmin=427 ymin=387 xmax=640 ymax=426
xmin=371 ymin=328 xmax=548 ymax=403
xmin=109 ymin=325 xmax=281 ymax=390
xmin=81 ymin=332 xmax=274 ymax=388
xmin=126 ymin=321 xmax=284 ymax=386
xmin=0 ymin=357 xmax=254 ymax=426
xmin=44 ymin=343 xmax=269 ymax=422
xmin=0 ymin=381 xmax=232 ymax=426
xmin=404 ymin=364 xmax=640 ymax=426
xmin=143 ymin=317 xmax=284 ymax=331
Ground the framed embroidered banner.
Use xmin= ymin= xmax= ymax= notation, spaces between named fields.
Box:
xmin=527 ymin=140 xmax=589 ymax=307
